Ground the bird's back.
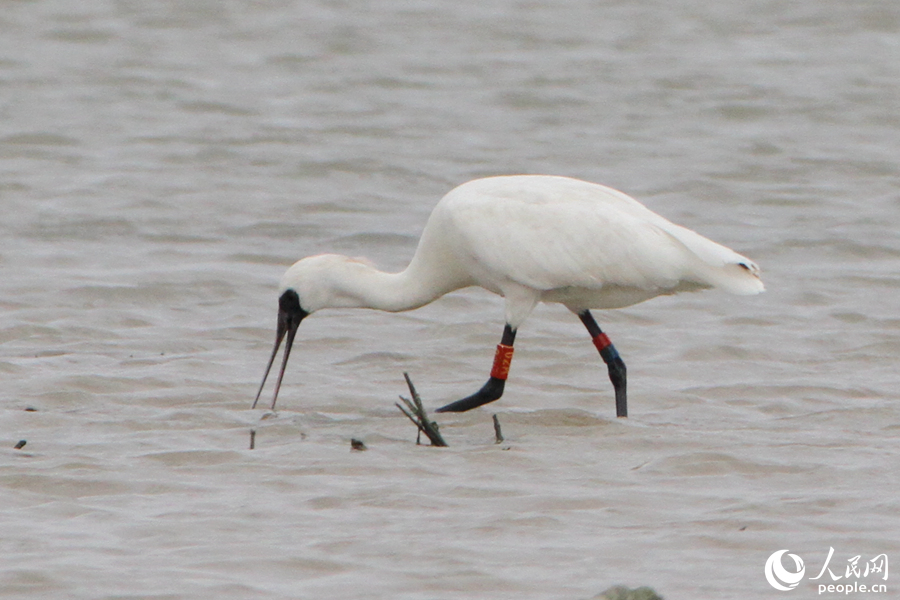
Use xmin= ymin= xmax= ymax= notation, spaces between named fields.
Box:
xmin=418 ymin=175 xmax=763 ymax=309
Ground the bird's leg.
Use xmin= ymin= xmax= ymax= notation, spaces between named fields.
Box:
xmin=435 ymin=325 xmax=517 ymax=413
xmin=578 ymin=310 xmax=627 ymax=417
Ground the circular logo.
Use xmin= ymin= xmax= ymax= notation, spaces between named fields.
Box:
xmin=765 ymin=550 xmax=806 ymax=591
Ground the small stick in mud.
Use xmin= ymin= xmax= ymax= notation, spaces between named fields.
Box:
xmin=492 ymin=414 xmax=504 ymax=444
xmin=396 ymin=372 xmax=448 ymax=447
xmin=249 ymin=429 xmax=256 ymax=450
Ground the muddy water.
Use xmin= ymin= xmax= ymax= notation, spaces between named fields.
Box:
xmin=1 ymin=1 xmax=898 ymax=598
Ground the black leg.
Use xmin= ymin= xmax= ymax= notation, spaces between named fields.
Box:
xmin=436 ymin=325 xmax=517 ymax=413
xmin=578 ymin=310 xmax=627 ymax=418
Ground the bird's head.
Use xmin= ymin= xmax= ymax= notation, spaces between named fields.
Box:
xmin=277 ymin=254 xmax=372 ymax=313
xmin=252 ymin=254 xmax=374 ymax=410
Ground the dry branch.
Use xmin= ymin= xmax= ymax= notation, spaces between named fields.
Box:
xmin=492 ymin=414 xmax=504 ymax=444
xmin=396 ymin=372 xmax=448 ymax=447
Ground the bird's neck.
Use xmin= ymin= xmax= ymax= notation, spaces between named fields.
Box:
xmin=326 ymin=259 xmax=456 ymax=313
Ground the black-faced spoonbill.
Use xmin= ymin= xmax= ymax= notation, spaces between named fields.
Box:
xmin=253 ymin=175 xmax=763 ymax=417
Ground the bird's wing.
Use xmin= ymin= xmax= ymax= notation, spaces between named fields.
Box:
xmin=449 ymin=193 xmax=702 ymax=293
xmin=442 ymin=175 xmax=762 ymax=297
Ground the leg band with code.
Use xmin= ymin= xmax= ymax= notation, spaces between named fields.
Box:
xmin=490 ymin=344 xmax=515 ymax=380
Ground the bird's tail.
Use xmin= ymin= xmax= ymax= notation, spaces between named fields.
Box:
xmin=702 ymin=261 xmax=765 ymax=295
xmin=661 ymin=224 xmax=765 ymax=295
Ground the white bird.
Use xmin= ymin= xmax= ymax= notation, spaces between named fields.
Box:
xmin=253 ymin=175 xmax=763 ymax=417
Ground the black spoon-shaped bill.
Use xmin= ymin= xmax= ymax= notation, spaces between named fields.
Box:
xmin=252 ymin=290 xmax=307 ymax=410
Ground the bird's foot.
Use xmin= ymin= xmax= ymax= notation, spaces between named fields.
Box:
xmin=606 ymin=356 xmax=627 ymax=417
xmin=435 ymin=377 xmax=505 ymax=413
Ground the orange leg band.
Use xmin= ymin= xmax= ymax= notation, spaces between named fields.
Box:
xmin=490 ymin=344 xmax=515 ymax=380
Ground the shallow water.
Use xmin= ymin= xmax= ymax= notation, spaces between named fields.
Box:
xmin=2 ymin=1 xmax=899 ymax=599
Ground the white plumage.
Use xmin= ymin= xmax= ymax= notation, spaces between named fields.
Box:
xmin=254 ymin=175 xmax=763 ymax=416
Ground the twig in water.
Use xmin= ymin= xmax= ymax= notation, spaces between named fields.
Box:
xmin=597 ymin=585 xmax=664 ymax=600
xmin=249 ymin=429 xmax=256 ymax=450
xmin=396 ymin=372 xmax=448 ymax=447
xmin=492 ymin=414 xmax=504 ymax=444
